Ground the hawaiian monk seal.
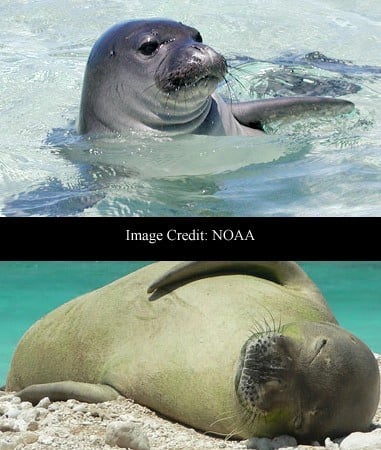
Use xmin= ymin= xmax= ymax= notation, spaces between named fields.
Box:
xmin=6 ymin=261 xmax=379 ymax=442
xmin=78 ymin=19 xmax=354 ymax=136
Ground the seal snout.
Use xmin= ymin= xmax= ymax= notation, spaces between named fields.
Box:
xmin=236 ymin=333 xmax=294 ymax=413
xmin=154 ymin=41 xmax=227 ymax=93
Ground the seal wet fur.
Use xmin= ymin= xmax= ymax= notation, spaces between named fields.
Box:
xmin=7 ymin=261 xmax=379 ymax=442
xmin=78 ymin=19 xmax=354 ymax=136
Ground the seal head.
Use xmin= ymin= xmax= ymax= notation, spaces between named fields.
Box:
xmin=78 ymin=19 xmax=229 ymax=135
xmin=235 ymin=321 xmax=380 ymax=441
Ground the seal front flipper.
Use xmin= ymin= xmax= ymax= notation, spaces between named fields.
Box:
xmin=147 ymin=261 xmax=335 ymax=319
xmin=16 ymin=381 xmax=119 ymax=405
xmin=148 ymin=261 xmax=317 ymax=293
xmin=230 ymin=96 xmax=355 ymax=130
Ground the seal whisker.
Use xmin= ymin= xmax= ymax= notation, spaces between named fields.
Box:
xmin=250 ymin=316 xmax=266 ymax=332
xmin=224 ymin=428 xmax=241 ymax=441
xmin=248 ymin=313 xmax=276 ymax=340
xmin=208 ymin=408 xmax=252 ymax=441
xmin=219 ymin=414 xmax=248 ymax=441
xmin=225 ymin=408 xmax=263 ymax=441
xmin=220 ymin=75 xmax=240 ymax=106
xmin=227 ymin=62 xmax=260 ymax=80
xmin=226 ymin=67 xmax=248 ymax=93
xmin=141 ymin=82 xmax=158 ymax=95
xmin=209 ymin=410 xmax=238 ymax=429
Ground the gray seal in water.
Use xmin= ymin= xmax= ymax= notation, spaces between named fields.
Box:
xmin=6 ymin=261 xmax=379 ymax=442
xmin=78 ymin=19 xmax=354 ymax=136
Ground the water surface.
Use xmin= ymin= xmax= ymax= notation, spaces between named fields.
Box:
xmin=1 ymin=0 xmax=380 ymax=216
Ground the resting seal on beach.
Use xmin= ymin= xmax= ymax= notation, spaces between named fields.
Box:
xmin=6 ymin=261 xmax=379 ymax=441
xmin=78 ymin=19 xmax=354 ymax=136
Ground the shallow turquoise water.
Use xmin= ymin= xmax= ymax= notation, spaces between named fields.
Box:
xmin=1 ymin=0 xmax=380 ymax=216
xmin=1 ymin=261 xmax=380 ymax=385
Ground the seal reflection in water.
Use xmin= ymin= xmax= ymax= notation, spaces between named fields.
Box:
xmin=6 ymin=262 xmax=379 ymax=442
xmin=78 ymin=19 xmax=355 ymax=136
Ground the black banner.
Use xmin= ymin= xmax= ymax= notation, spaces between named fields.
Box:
xmin=0 ymin=217 xmax=380 ymax=260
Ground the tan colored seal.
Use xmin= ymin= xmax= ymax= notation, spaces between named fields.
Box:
xmin=6 ymin=261 xmax=379 ymax=441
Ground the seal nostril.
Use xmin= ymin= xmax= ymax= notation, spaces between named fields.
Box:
xmin=193 ymin=32 xmax=203 ymax=43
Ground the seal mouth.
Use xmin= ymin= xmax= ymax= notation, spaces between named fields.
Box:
xmin=158 ymin=73 xmax=222 ymax=94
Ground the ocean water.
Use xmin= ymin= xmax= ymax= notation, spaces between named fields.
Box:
xmin=1 ymin=0 xmax=381 ymax=216
xmin=1 ymin=261 xmax=380 ymax=386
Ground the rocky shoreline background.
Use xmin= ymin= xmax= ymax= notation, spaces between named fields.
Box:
xmin=1 ymin=356 xmax=380 ymax=450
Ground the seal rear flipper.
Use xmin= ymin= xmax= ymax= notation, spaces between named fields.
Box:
xmin=16 ymin=381 xmax=120 ymax=405
xmin=230 ymin=96 xmax=355 ymax=129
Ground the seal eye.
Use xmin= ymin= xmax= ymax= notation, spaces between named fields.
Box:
xmin=139 ymin=41 xmax=160 ymax=56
